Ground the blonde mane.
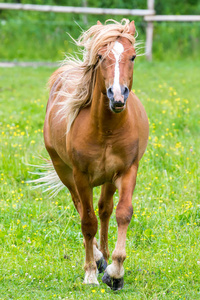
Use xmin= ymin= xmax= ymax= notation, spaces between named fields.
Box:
xmin=49 ymin=19 xmax=136 ymax=132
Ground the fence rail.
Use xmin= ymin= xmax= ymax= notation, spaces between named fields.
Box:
xmin=144 ymin=15 xmax=200 ymax=22
xmin=0 ymin=2 xmax=200 ymax=61
xmin=0 ymin=3 xmax=155 ymax=16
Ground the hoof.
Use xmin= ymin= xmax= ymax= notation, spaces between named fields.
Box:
xmin=83 ymin=275 xmax=99 ymax=285
xmin=96 ymin=256 xmax=107 ymax=273
xmin=83 ymin=269 xmax=99 ymax=285
xmin=102 ymin=270 xmax=124 ymax=291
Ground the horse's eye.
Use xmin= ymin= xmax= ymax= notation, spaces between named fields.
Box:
xmin=98 ymin=54 xmax=103 ymax=61
xmin=131 ymin=55 xmax=136 ymax=62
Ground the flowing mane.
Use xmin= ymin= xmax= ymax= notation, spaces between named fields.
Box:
xmin=49 ymin=19 xmax=136 ymax=132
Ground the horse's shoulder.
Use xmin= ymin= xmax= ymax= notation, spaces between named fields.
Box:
xmin=129 ymin=92 xmax=148 ymax=120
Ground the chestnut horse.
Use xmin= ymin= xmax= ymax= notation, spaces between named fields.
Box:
xmin=43 ymin=19 xmax=149 ymax=290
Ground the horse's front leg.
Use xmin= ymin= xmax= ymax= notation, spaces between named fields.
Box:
xmin=98 ymin=183 xmax=116 ymax=271
xmin=102 ymin=163 xmax=138 ymax=290
xmin=73 ymin=168 xmax=98 ymax=285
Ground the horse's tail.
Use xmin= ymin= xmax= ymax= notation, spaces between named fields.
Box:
xmin=28 ymin=158 xmax=65 ymax=198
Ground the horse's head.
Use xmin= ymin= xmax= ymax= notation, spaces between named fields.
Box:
xmin=97 ymin=21 xmax=136 ymax=113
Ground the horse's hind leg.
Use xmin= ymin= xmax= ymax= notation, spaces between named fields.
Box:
xmin=97 ymin=183 xmax=116 ymax=273
xmin=102 ymin=163 xmax=138 ymax=290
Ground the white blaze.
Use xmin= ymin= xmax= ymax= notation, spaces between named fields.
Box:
xmin=112 ymin=41 xmax=124 ymax=97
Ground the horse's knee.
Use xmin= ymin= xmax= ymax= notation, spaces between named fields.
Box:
xmin=98 ymin=201 xmax=113 ymax=220
xmin=116 ymin=203 xmax=133 ymax=226
xmin=98 ymin=207 xmax=112 ymax=220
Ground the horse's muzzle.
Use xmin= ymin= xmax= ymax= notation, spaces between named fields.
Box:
xmin=107 ymin=85 xmax=129 ymax=113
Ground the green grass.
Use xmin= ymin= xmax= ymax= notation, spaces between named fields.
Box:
xmin=0 ymin=60 xmax=200 ymax=299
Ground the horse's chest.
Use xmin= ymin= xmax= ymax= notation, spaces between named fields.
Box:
xmin=71 ymin=138 xmax=138 ymax=186
xmin=95 ymin=144 xmax=123 ymax=175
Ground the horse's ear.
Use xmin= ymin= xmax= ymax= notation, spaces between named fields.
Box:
xmin=97 ymin=20 xmax=102 ymax=25
xmin=128 ymin=21 xmax=135 ymax=35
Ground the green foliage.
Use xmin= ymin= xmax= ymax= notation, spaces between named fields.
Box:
xmin=153 ymin=22 xmax=200 ymax=60
xmin=155 ymin=0 xmax=200 ymax=14
xmin=0 ymin=60 xmax=200 ymax=298
xmin=0 ymin=0 xmax=200 ymax=61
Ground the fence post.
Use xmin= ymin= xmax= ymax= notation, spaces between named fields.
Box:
xmin=82 ymin=0 xmax=88 ymax=25
xmin=146 ymin=0 xmax=154 ymax=61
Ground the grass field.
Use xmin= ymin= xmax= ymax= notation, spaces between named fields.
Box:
xmin=0 ymin=60 xmax=199 ymax=299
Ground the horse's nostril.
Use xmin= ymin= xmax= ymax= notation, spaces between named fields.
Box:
xmin=122 ymin=86 xmax=129 ymax=100
xmin=107 ymin=87 xmax=114 ymax=99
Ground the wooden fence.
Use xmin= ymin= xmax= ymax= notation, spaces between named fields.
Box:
xmin=0 ymin=1 xmax=200 ymax=61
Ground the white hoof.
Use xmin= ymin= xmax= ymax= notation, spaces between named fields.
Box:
xmin=83 ymin=270 xmax=99 ymax=285
xmin=106 ymin=263 xmax=124 ymax=279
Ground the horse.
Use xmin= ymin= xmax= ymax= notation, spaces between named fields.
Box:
xmin=43 ymin=19 xmax=149 ymax=290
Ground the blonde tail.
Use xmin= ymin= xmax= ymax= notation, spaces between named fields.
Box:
xmin=28 ymin=159 xmax=65 ymax=198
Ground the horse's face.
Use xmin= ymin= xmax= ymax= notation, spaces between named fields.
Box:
xmin=98 ymin=37 xmax=136 ymax=113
